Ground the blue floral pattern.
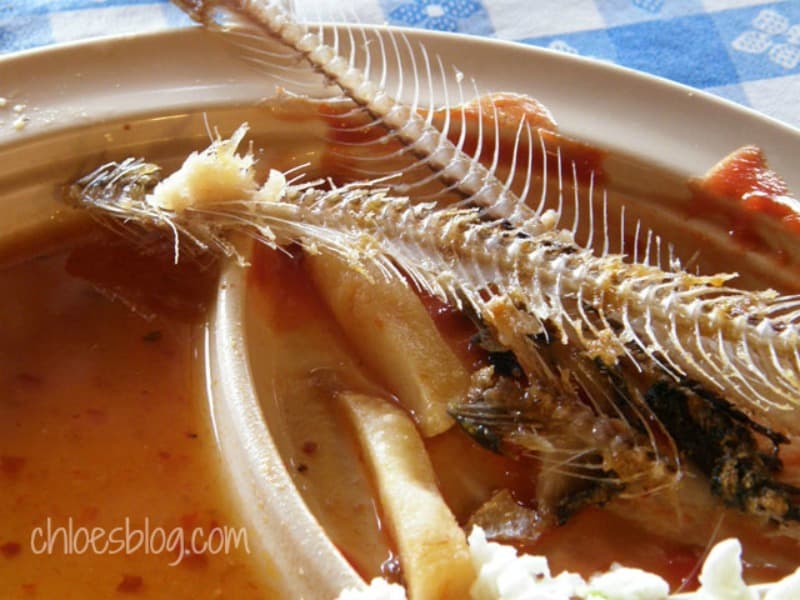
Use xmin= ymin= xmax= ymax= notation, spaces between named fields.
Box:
xmin=732 ymin=8 xmax=800 ymax=71
xmin=388 ymin=0 xmax=484 ymax=33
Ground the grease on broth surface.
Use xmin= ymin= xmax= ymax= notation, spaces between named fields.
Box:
xmin=0 ymin=235 xmax=272 ymax=599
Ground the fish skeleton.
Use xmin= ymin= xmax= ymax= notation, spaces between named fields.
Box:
xmin=67 ymin=127 xmax=800 ymax=436
xmin=165 ymin=0 xmax=800 ymax=424
xmin=172 ymin=0 xmax=533 ymax=220
xmin=67 ymin=1 xmax=800 ymax=529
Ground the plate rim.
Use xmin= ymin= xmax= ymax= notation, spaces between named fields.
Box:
xmin=1 ymin=23 xmax=798 ymax=137
xmin=1 ymin=24 xmax=799 ymax=194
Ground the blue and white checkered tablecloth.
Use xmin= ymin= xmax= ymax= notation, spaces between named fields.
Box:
xmin=1 ymin=1 xmax=798 ymax=128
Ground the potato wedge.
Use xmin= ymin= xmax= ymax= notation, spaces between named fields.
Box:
xmin=307 ymin=253 xmax=470 ymax=437
xmin=246 ymin=250 xmax=393 ymax=579
xmin=339 ymin=392 xmax=475 ymax=600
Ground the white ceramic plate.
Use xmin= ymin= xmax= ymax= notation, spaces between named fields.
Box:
xmin=2 ymin=25 xmax=799 ymax=246
xmin=3 ymin=26 xmax=800 ymax=168
xmin=2 ymin=25 xmax=799 ymax=599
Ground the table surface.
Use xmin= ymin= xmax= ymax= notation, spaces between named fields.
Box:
xmin=1 ymin=0 xmax=798 ymax=129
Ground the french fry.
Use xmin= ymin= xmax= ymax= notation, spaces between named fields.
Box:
xmin=306 ymin=253 xmax=470 ymax=437
xmin=339 ymin=392 xmax=475 ymax=600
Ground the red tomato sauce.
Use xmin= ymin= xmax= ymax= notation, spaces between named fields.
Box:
xmin=691 ymin=145 xmax=800 ymax=249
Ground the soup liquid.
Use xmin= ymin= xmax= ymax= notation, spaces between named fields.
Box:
xmin=0 ymin=238 xmax=272 ymax=599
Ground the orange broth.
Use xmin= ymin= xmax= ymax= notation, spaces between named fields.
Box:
xmin=0 ymin=234 xmax=272 ymax=599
